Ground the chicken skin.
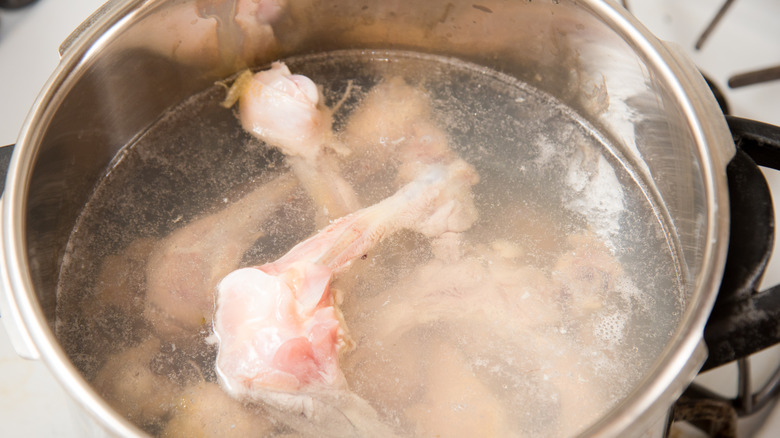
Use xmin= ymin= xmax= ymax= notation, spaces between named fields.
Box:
xmin=236 ymin=62 xmax=360 ymax=225
xmin=144 ymin=173 xmax=297 ymax=342
xmin=214 ymin=159 xmax=478 ymax=394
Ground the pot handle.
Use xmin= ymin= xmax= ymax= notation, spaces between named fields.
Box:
xmin=702 ymin=116 xmax=780 ymax=371
xmin=0 ymin=144 xmax=13 ymax=192
xmin=0 ymin=143 xmax=40 ymax=359
xmin=58 ymin=0 xmax=135 ymax=58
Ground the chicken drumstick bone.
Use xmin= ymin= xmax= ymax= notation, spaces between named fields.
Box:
xmin=214 ymin=159 xmax=478 ymax=399
xmin=236 ymin=62 xmax=361 ymax=226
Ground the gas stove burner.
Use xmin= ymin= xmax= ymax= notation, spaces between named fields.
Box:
xmin=729 ymin=65 xmax=780 ymax=89
xmin=666 ymin=76 xmax=780 ymax=438
xmin=693 ymin=0 xmax=736 ymax=51
xmin=694 ymin=0 xmax=780 ymax=88
xmin=623 ymin=0 xmax=780 ymax=91
xmin=679 ymin=355 xmax=780 ymax=435
xmin=685 ymin=136 xmax=780 ymax=436
xmin=689 ymin=0 xmax=780 ymax=89
xmin=703 ymin=74 xmax=731 ymax=115
xmin=673 ymin=394 xmax=738 ymax=438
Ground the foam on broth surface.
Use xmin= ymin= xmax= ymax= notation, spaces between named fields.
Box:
xmin=56 ymin=50 xmax=683 ymax=437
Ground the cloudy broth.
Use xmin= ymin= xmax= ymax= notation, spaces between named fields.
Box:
xmin=56 ymin=50 xmax=683 ymax=437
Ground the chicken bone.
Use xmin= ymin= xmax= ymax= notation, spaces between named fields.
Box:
xmin=224 ymin=62 xmax=360 ymax=224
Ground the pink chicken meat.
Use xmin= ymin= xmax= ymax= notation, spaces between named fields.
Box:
xmin=214 ymin=159 xmax=478 ymax=400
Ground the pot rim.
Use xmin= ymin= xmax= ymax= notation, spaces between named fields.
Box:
xmin=1 ymin=1 xmax=735 ymax=437
xmin=575 ymin=1 xmax=734 ymax=436
xmin=3 ymin=0 xmax=150 ymax=435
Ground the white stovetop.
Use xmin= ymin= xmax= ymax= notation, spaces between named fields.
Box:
xmin=1 ymin=0 xmax=779 ymax=437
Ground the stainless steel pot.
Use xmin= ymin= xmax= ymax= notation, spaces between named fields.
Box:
xmin=0 ymin=0 xmax=739 ymax=436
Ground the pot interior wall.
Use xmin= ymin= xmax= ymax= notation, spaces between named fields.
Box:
xmin=19 ymin=0 xmax=716 ymax=435
xmin=27 ymin=0 xmax=707 ymax=322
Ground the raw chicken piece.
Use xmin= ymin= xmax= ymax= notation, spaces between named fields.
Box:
xmin=92 ymin=337 xmax=180 ymax=427
xmin=340 ymin=76 xmax=432 ymax=166
xmin=404 ymin=342 xmax=517 ymax=438
xmin=340 ymin=76 xmax=473 ymax=262
xmin=215 ymin=265 xmax=349 ymax=393
xmin=215 ymin=159 xmax=478 ymax=392
xmin=396 ymin=121 xmax=458 ymax=182
xmin=236 ymin=62 xmax=360 ymax=225
xmin=338 ymin=234 xmax=623 ymax=437
xmin=369 ymin=231 xmax=627 ymax=344
xmin=162 ymin=382 xmax=276 ymax=437
xmin=213 ymin=159 xmax=478 ymax=436
xmin=237 ymin=63 xmax=330 ymax=159
xmin=144 ymin=173 xmax=297 ymax=342
xmin=552 ymin=233 xmax=628 ymax=320
xmin=353 ymin=242 xmax=563 ymax=345
xmin=82 ymin=237 xmax=155 ymax=323
xmin=340 ymin=328 xmax=428 ymax=418
xmin=339 ymin=77 xmax=459 ymax=189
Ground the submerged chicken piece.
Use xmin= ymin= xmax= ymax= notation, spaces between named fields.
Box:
xmin=92 ymin=337 xmax=180 ymax=427
xmin=214 ymin=159 xmax=478 ymax=393
xmin=75 ymin=237 xmax=156 ymax=354
xmin=353 ymin=241 xmax=562 ymax=346
xmin=90 ymin=237 xmax=156 ymax=315
xmin=212 ymin=159 xmax=478 ymax=435
xmin=362 ymin=231 xmax=636 ymax=346
xmin=341 ymin=76 xmax=432 ymax=165
xmin=162 ymin=382 xmax=277 ymax=438
xmin=236 ymin=62 xmax=360 ymax=224
xmin=342 ymin=76 xmax=475 ymax=264
xmin=341 ymin=327 xmax=428 ymax=418
xmin=339 ymin=77 xmax=461 ymax=192
xmin=258 ymin=386 xmax=400 ymax=438
xmin=552 ymin=233 xmax=627 ymax=320
xmin=144 ymin=173 xmax=297 ymax=342
xmin=405 ymin=342 xmax=516 ymax=438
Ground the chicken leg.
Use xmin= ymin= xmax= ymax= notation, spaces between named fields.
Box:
xmin=212 ymin=159 xmax=478 ymax=435
xmin=144 ymin=173 xmax=297 ymax=342
xmin=234 ymin=62 xmax=361 ymax=225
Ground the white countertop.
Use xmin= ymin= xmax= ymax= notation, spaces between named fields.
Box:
xmin=1 ymin=1 xmax=779 ymax=437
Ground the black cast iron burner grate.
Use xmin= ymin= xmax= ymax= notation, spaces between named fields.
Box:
xmin=618 ymin=3 xmax=780 ymax=435
xmin=624 ymin=0 xmax=780 ymax=90
xmin=668 ymin=80 xmax=780 ymax=438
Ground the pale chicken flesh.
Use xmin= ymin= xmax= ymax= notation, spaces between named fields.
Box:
xmin=144 ymin=173 xmax=297 ymax=342
xmin=73 ymin=56 xmax=654 ymax=437
xmin=213 ymin=159 xmax=479 ymax=397
xmin=236 ymin=62 xmax=360 ymax=224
